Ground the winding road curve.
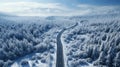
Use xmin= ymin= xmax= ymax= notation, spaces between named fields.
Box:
xmin=56 ymin=23 xmax=78 ymax=67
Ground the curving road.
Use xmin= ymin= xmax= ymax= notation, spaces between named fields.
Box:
xmin=56 ymin=23 xmax=78 ymax=67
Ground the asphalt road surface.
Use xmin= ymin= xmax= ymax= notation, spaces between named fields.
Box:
xmin=56 ymin=23 xmax=78 ymax=67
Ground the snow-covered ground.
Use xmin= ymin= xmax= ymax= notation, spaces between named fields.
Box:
xmin=0 ymin=13 xmax=120 ymax=67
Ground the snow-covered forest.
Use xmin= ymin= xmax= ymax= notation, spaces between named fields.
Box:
xmin=62 ymin=14 xmax=120 ymax=67
xmin=0 ymin=13 xmax=120 ymax=67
